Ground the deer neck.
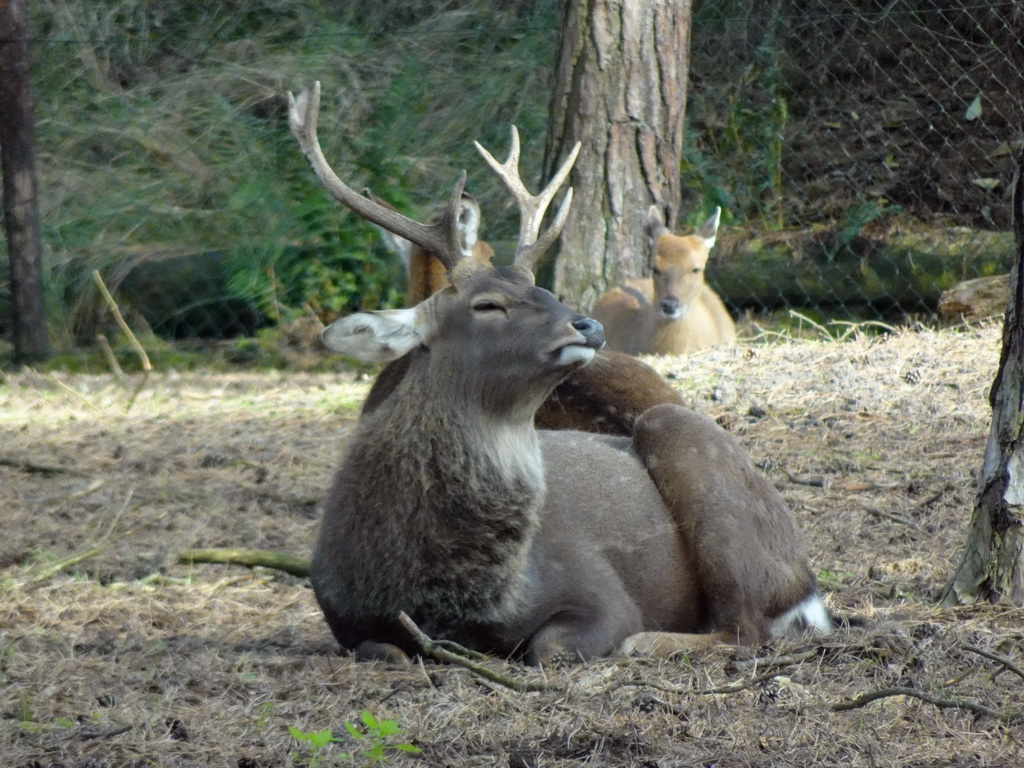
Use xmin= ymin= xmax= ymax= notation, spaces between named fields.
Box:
xmin=350 ymin=351 xmax=547 ymax=623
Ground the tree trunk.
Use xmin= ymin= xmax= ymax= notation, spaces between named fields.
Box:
xmin=0 ymin=0 xmax=50 ymax=362
xmin=939 ymin=151 xmax=1024 ymax=606
xmin=543 ymin=0 xmax=691 ymax=310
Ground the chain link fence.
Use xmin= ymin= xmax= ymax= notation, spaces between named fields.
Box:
xmin=2 ymin=0 xmax=1022 ymax=354
xmin=686 ymin=0 xmax=1023 ymax=323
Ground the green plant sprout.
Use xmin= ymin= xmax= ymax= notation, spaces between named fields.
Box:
xmin=289 ymin=709 xmax=421 ymax=767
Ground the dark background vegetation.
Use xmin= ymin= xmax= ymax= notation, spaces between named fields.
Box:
xmin=1 ymin=0 xmax=1022 ymax=358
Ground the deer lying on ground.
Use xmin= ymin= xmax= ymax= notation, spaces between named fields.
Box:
xmin=591 ymin=206 xmax=736 ymax=355
xmin=290 ymin=82 xmax=829 ymax=663
xmin=364 ymin=188 xmax=688 ymax=435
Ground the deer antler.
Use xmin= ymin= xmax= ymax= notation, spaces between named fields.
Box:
xmin=474 ymin=127 xmax=580 ymax=271
xmin=288 ymin=82 xmax=466 ymax=270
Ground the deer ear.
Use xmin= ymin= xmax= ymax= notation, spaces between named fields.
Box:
xmin=696 ymin=207 xmax=722 ymax=247
xmin=456 ymin=194 xmax=482 ymax=256
xmin=645 ymin=205 xmax=669 ymax=255
xmin=322 ymin=308 xmax=423 ymax=362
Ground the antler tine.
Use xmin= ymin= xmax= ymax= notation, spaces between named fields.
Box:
xmin=474 ymin=127 xmax=581 ymax=271
xmin=288 ymin=82 xmax=465 ymax=270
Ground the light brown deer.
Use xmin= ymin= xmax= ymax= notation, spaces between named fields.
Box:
xmin=290 ymin=82 xmax=830 ymax=664
xmin=591 ymin=206 xmax=736 ymax=355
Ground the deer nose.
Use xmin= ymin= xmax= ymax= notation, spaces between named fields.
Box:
xmin=571 ymin=316 xmax=605 ymax=349
xmin=659 ymin=297 xmax=680 ymax=317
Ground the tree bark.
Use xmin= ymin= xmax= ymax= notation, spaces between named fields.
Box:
xmin=940 ymin=151 xmax=1024 ymax=606
xmin=1 ymin=0 xmax=50 ymax=362
xmin=543 ymin=0 xmax=691 ymax=310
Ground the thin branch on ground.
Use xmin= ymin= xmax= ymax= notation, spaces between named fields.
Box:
xmin=397 ymin=611 xmax=563 ymax=693
xmin=830 ymin=685 xmax=1022 ymax=723
xmin=0 ymin=456 xmax=88 ymax=476
xmin=600 ymin=668 xmax=784 ymax=698
xmin=22 ymin=490 xmax=140 ymax=585
xmin=49 ymin=376 xmax=101 ymax=411
xmin=729 ymin=648 xmax=821 ymax=671
xmin=780 ymin=468 xmax=827 ymax=487
xmin=860 ymin=503 xmax=920 ymax=528
xmin=42 ymin=478 xmax=107 ymax=507
xmin=178 ymin=547 xmax=311 ymax=578
xmin=963 ymin=644 xmax=1024 ymax=682
xmin=95 ymin=333 xmax=125 ymax=383
xmin=79 ymin=725 xmax=133 ymax=741
xmin=92 ymin=269 xmax=152 ymax=412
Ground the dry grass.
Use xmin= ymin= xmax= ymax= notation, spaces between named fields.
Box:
xmin=2 ymin=323 xmax=1023 ymax=767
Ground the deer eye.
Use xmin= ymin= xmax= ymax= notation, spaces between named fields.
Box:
xmin=651 ymin=268 xmax=662 ymax=277
xmin=692 ymin=267 xmax=702 ymax=274
xmin=472 ymin=299 xmax=507 ymax=314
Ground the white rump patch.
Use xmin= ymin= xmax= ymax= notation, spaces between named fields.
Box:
xmin=771 ymin=592 xmax=833 ymax=637
xmin=321 ymin=308 xmax=423 ymax=362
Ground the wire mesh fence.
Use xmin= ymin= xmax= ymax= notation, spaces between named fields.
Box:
xmin=687 ymin=0 xmax=1023 ymax=322
xmin=2 ymin=0 xmax=1022 ymax=354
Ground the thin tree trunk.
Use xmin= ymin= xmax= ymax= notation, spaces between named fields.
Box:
xmin=543 ymin=0 xmax=691 ymax=310
xmin=1 ymin=0 xmax=50 ymax=362
xmin=940 ymin=151 xmax=1024 ymax=606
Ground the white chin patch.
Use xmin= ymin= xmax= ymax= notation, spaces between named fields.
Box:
xmin=661 ymin=307 xmax=687 ymax=321
xmin=556 ymin=345 xmax=596 ymax=367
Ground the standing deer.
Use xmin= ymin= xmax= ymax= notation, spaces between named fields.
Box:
xmin=290 ymin=82 xmax=829 ymax=663
xmin=591 ymin=206 xmax=736 ymax=355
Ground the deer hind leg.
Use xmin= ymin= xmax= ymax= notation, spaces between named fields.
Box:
xmin=519 ymin=566 xmax=646 ymax=666
xmin=618 ymin=630 xmax=731 ymax=659
xmin=632 ymin=404 xmax=823 ymax=645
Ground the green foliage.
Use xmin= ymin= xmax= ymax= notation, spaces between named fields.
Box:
xmin=289 ymin=726 xmax=341 ymax=768
xmin=837 ymin=200 xmax=905 ymax=249
xmin=23 ymin=0 xmax=558 ymax=347
xmin=681 ymin=44 xmax=789 ymax=229
xmin=817 ymin=569 xmax=855 ymax=592
xmin=289 ymin=710 xmax=421 ymax=767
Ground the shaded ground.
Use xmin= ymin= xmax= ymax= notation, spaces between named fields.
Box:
xmin=688 ymin=2 xmax=1024 ymax=231
xmin=2 ymin=324 xmax=1023 ymax=767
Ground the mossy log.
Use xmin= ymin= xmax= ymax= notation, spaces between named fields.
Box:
xmin=179 ymin=547 xmax=310 ymax=577
xmin=708 ymin=225 xmax=1014 ymax=312
xmin=938 ymin=274 xmax=1011 ymax=321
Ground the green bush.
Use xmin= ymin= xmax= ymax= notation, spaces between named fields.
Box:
xmin=22 ymin=0 xmax=558 ymax=346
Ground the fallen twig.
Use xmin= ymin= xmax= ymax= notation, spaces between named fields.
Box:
xmin=830 ymin=685 xmax=1022 ymax=723
xmin=92 ymin=269 xmax=151 ymax=412
xmin=79 ymin=724 xmax=133 ymax=741
xmin=95 ymin=333 xmax=125 ymax=383
xmin=397 ymin=611 xmax=563 ymax=693
xmin=963 ymin=644 xmax=1024 ymax=682
xmin=602 ymin=668 xmax=785 ymax=697
xmin=49 ymin=376 xmax=101 ymax=411
xmin=23 ymin=490 xmax=137 ymax=584
xmin=0 ymin=456 xmax=87 ymax=476
xmin=780 ymin=468 xmax=828 ymax=488
xmin=43 ymin=478 xmax=107 ymax=506
xmin=178 ymin=548 xmax=311 ymax=578
xmin=729 ymin=648 xmax=821 ymax=671
xmin=860 ymin=503 xmax=919 ymax=529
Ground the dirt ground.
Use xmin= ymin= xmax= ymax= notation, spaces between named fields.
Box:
xmin=2 ymin=322 xmax=1023 ymax=767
